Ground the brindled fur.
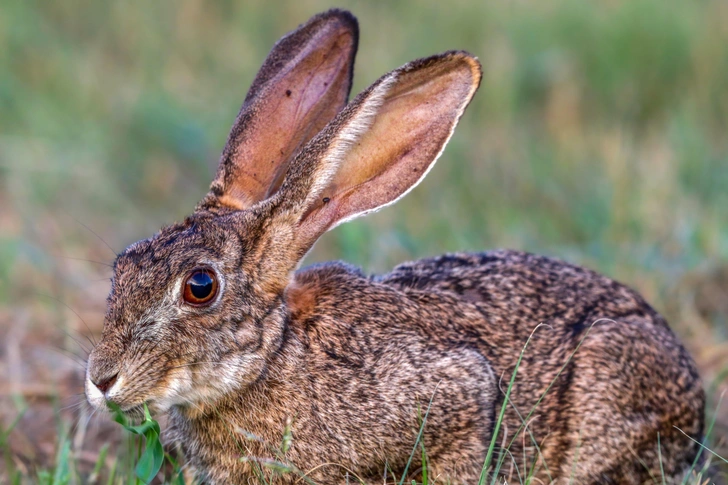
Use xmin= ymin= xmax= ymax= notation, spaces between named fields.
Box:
xmin=85 ymin=8 xmax=704 ymax=485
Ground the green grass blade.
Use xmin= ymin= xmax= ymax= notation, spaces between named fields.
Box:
xmin=52 ymin=437 xmax=72 ymax=485
xmin=105 ymin=457 xmax=117 ymax=485
xmin=673 ymin=426 xmax=728 ymax=466
xmin=494 ymin=389 xmax=551 ymax=482
xmin=568 ymin=429 xmax=582 ymax=485
xmin=1 ymin=407 xmax=27 ymax=483
xmin=681 ymin=392 xmax=723 ymax=485
xmin=658 ymin=432 xmax=666 ymax=485
xmin=89 ymin=443 xmax=110 ymax=484
xmin=421 ymin=438 xmax=428 ymax=485
xmin=398 ymin=383 xmax=440 ymax=485
xmin=489 ymin=320 xmax=602 ymax=484
xmin=489 ymin=319 xmax=602 ymax=483
xmin=478 ymin=324 xmax=542 ymax=485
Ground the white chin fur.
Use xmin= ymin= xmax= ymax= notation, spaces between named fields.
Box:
xmin=85 ymin=375 xmax=106 ymax=411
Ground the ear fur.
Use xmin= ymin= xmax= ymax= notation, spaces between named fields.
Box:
xmin=274 ymin=51 xmax=482 ymax=254
xmin=199 ymin=9 xmax=359 ymax=212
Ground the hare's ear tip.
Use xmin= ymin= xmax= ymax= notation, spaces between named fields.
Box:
xmin=439 ymin=51 xmax=483 ymax=94
xmin=403 ymin=51 xmax=482 ymax=91
xmin=319 ymin=8 xmax=357 ymax=21
xmin=316 ymin=8 xmax=359 ymax=31
xmin=443 ymin=50 xmax=483 ymax=77
xmin=406 ymin=51 xmax=481 ymax=74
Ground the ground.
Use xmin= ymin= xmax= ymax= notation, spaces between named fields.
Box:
xmin=1 ymin=0 xmax=726 ymax=483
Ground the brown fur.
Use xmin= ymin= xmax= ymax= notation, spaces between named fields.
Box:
xmin=86 ymin=9 xmax=704 ymax=485
xmin=283 ymin=278 xmax=319 ymax=322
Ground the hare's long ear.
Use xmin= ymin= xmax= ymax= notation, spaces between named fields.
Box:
xmin=275 ymin=51 xmax=481 ymax=255
xmin=199 ymin=9 xmax=358 ymax=211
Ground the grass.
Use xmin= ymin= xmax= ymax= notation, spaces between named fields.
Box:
xmin=0 ymin=0 xmax=727 ymax=483
xmin=108 ymin=403 xmax=168 ymax=484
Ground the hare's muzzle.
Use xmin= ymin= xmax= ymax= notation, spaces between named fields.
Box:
xmin=85 ymin=344 xmax=125 ymax=410
xmin=92 ymin=371 xmax=118 ymax=394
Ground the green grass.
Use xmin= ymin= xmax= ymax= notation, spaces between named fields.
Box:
xmin=1 ymin=0 xmax=727 ymax=483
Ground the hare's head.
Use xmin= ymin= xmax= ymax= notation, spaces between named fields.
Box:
xmin=86 ymin=9 xmax=481 ymax=416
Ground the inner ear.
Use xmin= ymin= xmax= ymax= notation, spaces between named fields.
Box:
xmin=294 ymin=52 xmax=482 ymax=245
xmin=200 ymin=10 xmax=359 ymax=212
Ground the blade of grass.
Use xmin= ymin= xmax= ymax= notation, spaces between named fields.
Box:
xmin=501 ymin=447 xmax=523 ymax=485
xmin=88 ymin=443 xmax=110 ymax=484
xmin=497 ymin=382 xmax=552 ymax=482
xmin=1 ymin=408 xmax=27 ymax=483
xmin=490 ymin=319 xmax=604 ymax=483
xmin=658 ymin=432 xmax=666 ymax=485
xmin=105 ymin=457 xmax=117 ymax=485
xmin=681 ymin=391 xmax=723 ymax=485
xmin=398 ymin=382 xmax=440 ymax=485
xmin=421 ymin=438 xmax=428 ymax=485
xmin=568 ymin=428 xmax=582 ymax=485
xmin=52 ymin=437 xmax=71 ymax=485
xmin=673 ymin=427 xmax=728 ymax=466
xmin=479 ymin=323 xmax=544 ymax=485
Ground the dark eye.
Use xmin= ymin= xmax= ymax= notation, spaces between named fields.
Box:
xmin=183 ymin=269 xmax=218 ymax=306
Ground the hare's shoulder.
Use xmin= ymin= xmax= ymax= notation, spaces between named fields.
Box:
xmin=288 ymin=260 xmax=450 ymax=323
xmin=287 ymin=260 xmax=489 ymax=349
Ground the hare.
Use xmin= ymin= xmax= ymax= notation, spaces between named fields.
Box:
xmin=85 ymin=9 xmax=705 ymax=485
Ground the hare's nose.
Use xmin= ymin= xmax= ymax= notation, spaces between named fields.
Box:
xmin=93 ymin=372 xmax=119 ymax=394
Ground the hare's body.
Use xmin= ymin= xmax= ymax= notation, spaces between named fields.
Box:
xmin=86 ymin=9 xmax=704 ymax=485
xmin=167 ymin=251 xmax=703 ymax=484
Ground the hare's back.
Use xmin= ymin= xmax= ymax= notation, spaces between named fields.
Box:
xmin=288 ymin=251 xmax=703 ymax=482
xmin=378 ymin=250 xmax=660 ymax=330
xmin=375 ymin=248 xmax=694 ymax=389
xmin=378 ymin=250 xmax=704 ymax=482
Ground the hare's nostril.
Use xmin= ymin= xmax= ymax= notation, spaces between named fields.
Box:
xmin=93 ymin=372 xmax=119 ymax=394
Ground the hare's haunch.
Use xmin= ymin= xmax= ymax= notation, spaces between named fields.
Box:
xmin=86 ymin=9 xmax=704 ymax=484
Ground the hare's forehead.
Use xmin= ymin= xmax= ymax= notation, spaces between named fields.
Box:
xmin=112 ymin=226 xmax=238 ymax=284
xmin=108 ymin=244 xmax=196 ymax=319
xmin=113 ymin=235 xmax=198 ymax=282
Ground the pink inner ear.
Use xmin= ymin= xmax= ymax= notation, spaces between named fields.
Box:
xmin=293 ymin=54 xmax=480 ymax=246
xmin=300 ymin=52 xmax=347 ymax=118
xmin=263 ymin=49 xmax=350 ymax=199
xmin=211 ymin=18 xmax=357 ymax=211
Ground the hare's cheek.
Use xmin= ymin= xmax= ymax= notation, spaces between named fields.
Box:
xmin=232 ymin=323 xmax=264 ymax=354
xmin=150 ymin=369 xmax=192 ymax=411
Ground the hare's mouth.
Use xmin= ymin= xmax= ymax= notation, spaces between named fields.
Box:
xmin=109 ymin=402 xmax=146 ymax=419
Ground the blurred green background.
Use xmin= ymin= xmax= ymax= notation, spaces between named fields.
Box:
xmin=1 ymin=0 xmax=727 ymax=480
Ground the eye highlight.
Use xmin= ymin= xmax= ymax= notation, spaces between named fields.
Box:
xmin=183 ymin=269 xmax=219 ymax=306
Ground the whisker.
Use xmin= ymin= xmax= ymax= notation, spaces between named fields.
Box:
xmin=60 ymin=399 xmax=89 ymax=413
xmin=63 ymin=256 xmax=113 ymax=268
xmin=33 ymin=292 xmax=98 ymax=348
xmin=62 ymin=210 xmax=119 ymax=257
xmin=72 ymin=401 xmax=98 ymax=451
xmin=47 ymin=344 xmax=88 ymax=367
xmin=167 ymin=361 xmax=229 ymax=370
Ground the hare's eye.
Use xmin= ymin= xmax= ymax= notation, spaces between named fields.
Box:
xmin=183 ymin=269 xmax=218 ymax=306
